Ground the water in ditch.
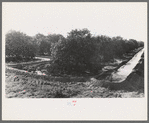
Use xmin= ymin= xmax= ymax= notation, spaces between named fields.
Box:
xmin=111 ymin=48 xmax=144 ymax=83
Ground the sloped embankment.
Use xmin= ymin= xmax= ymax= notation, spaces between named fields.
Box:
xmin=101 ymin=53 xmax=144 ymax=91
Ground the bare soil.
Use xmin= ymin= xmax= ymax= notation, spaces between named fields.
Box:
xmin=5 ymin=71 xmax=144 ymax=98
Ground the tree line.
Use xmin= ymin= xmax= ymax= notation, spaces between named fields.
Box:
xmin=6 ymin=29 xmax=144 ymax=75
xmin=5 ymin=30 xmax=64 ymax=62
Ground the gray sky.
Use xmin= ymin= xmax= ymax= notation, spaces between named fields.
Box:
xmin=3 ymin=2 xmax=147 ymax=41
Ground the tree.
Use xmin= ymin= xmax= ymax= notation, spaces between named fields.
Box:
xmin=39 ymin=39 xmax=51 ymax=55
xmin=34 ymin=33 xmax=45 ymax=45
xmin=111 ymin=36 xmax=126 ymax=57
xmin=5 ymin=30 xmax=36 ymax=61
xmin=47 ymin=34 xmax=65 ymax=43
xmin=137 ymin=41 xmax=144 ymax=47
xmin=129 ymin=39 xmax=138 ymax=48
xmin=35 ymin=34 xmax=65 ymax=56
xmin=48 ymin=28 xmax=98 ymax=75
xmin=67 ymin=28 xmax=91 ymax=40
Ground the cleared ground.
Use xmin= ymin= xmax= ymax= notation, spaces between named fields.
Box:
xmin=5 ymin=72 xmax=144 ymax=98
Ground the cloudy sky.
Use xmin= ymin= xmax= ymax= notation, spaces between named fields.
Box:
xmin=3 ymin=2 xmax=147 ymax=41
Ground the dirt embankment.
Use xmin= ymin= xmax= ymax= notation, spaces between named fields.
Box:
xmin=101 ymin=52 xmax=144 ymax=91
xmin=94 ymin=47 xmax=143 ymax=80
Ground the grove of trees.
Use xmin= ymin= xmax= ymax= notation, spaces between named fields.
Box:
xmin=6 ymin=30 xmax=36 ymax=62
xmin=5 ymin=30 xmax=63 ymax=62
xmin=6 ymin=29 xmax=144 ymax=75
xmin=48 ymin=29 xmax=144 ymax=75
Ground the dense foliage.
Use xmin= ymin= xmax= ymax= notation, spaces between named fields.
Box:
xmin=48 ymin=29 xmax=144 ymax=75
xmin=5 ymin=29 xmax=144 ymax=75
xmin=32 ymin=33 xmax=65 ymax=55
xmin=5 ymin=31 xmax=64 ymax=62
xmin=5 ymin=30 xmax=36 ymax=62
xmin=48 ymin=29 xmax=99 ymax=75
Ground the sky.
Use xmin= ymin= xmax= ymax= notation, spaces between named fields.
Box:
xmin=3 ymin=2 xmax=147 ymax=41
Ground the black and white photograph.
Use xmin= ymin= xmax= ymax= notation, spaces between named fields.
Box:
xmin=2 ymin=2 xmax=147 ymax=120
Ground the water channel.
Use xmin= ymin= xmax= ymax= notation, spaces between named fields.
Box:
xmin=111 ymin=48 xmax=144 ymax=83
